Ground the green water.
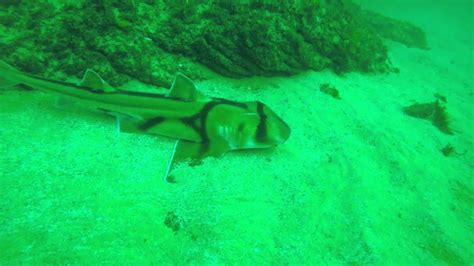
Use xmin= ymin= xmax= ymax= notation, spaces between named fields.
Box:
xmin=0 ymin=1 xmax=473 ymax=265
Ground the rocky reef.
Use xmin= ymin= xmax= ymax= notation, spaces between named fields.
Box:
xmin=0 ymin=0 xmax=427 ymax=87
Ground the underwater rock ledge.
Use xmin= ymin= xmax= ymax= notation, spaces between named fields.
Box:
xmin=0 ymin=0 xmax=427 ymax=87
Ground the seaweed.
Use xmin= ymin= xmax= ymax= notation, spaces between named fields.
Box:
xmin=432 ymin=101 xmax=454 ymax=135
xmin=402 ymin=102 xmax=435 ymax=119
xmin=433 ymin=92 xmax=447 ymax=103
xmin=441 ymin=144 xmax=467 ymax=157
xmin=441 ymin=144 xmax=454 ymax=157
xmin=320 ymin=83 xmax=341 ymax=99
xmin=403 ymin=100 xmax=453 ymax=135
xmin=164 ymin=211 xmax=182 ymax=234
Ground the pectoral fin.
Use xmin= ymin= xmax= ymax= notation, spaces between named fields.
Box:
xmin=164 ymin=139 xmax=230 ymax=181
xmin=96 ymin=108 xmax=142 ymax=133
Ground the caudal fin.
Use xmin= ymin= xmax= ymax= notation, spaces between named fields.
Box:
xmin=0 ymin=60 xmax=22 ymax=88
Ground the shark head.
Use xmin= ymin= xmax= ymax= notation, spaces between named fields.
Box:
xmin=216 ymin=101 xmax=290 ymax=150
xmin=252 ymin=101 xmax=291 ymax=147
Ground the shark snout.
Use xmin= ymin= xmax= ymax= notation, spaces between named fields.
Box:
xmin=262 ymin=104 xmax=291 ymax=146
xmin=278 ymin=119 xmax=291 ymax=143
xmin=272 ymin=115 xmax=291 ymax=145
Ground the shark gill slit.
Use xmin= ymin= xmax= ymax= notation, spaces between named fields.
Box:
xmin=256 ymin=101 xmax=267 ymax=142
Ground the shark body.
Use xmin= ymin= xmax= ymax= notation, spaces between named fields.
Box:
xmin=0 ymin=61 xmax=291 ymax=178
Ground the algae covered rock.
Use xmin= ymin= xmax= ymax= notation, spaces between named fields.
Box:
xmin=358 ymin=9 xmax=429 ymax=49
xmin=0 ymin=0 xmax=427 ymax=86
xmin=152 ymin=0 xmax=390 ymax=75
xmin=0 ymin=1 xmax=206 ymax=87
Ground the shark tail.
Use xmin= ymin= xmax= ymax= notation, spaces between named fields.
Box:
xmin=0 ymin=60 xmax=23 ymax=88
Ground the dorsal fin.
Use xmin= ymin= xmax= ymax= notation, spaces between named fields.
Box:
xmin=79 ymin=69 xmax=115 ymax=92
xmin=167 ymin=73 xmax=205 ymax=101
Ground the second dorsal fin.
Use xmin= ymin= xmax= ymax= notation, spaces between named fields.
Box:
xmin=79 ymin=69 xmax=115 ymax=92
xmin=167 ymin=73 xmax=205 ymax=101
